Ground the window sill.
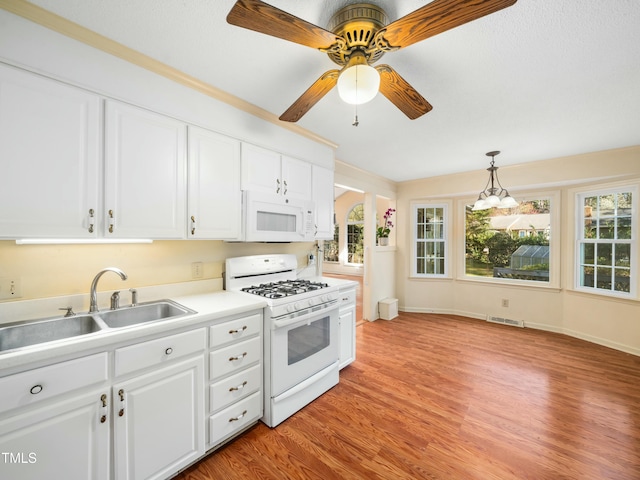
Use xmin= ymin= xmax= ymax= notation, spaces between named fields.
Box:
xmin=375 ymin=245 xmax=396 ymax=252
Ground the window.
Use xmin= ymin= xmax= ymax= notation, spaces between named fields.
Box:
xmin=576 ymin=187 xmax=636 ymax=297
xmin=413 ymin=204 xmax=447 ymax=276
xmin=346 ymin=204 xmax=364 ymax=265
xmin=323 ymin=224 xmax=339 ymax=262
xmin=464 ymin=199 xmax=552 ymax=283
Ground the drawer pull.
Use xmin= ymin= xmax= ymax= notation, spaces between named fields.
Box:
xmin=30 ymin=384 xmax=43 ymax=395
xmin=165 ymin=347 xmax=173 ymax=355
xmin=228 ymin=352 xmax=247 ymax=362
xmin=118 ymin=389 xmax=124 ymax=401
xmin=229 ymin=381 xmax=248 ymax=392
xmin=228 ymin=326 xmax=247 ymax=334
xmin=100 ymin=415 xmax=107 ymax=424
xmin=228 ymin=410 xmax=247 ymax=422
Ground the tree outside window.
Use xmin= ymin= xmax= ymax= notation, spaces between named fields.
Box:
xmin=465 ymin=200 xmax=551 ymax=282
xmin=347 ymin=204 xmax=364 ymax=264
xmin=323 ymin=224 xmax=339 ymax=262
xmin=577 ymin=189 xmax=635 ymax=295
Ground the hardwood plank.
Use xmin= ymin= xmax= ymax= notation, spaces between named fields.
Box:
xmin=174 ymin=313 xmax=640 ymax=480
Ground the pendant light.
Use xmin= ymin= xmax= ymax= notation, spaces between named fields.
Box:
xmin=472 ymin=151 xmax=518 ymax=211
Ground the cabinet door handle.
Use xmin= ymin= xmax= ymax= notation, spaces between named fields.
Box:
xmin=276 ymin=178 xmax=281 ymax=194
xmin=118 ymin=389 xmax=124 ymax=401
xmin=283 ymin=180 xmax=287 ymax=195
xmin=30 ymin=384 xmax=43 ymax=395
xmin=229 ymin=381 xmax=248 ymax=392
xmin=100 ymin=415 xmax=107 ymax=424
xmin=228 ymin=410 xmax=247 ymax=422
xmin=228 ymin=326 xmax=247 ymax=334
xmin=228 ymin=352 xmax=247 ymax=362
xmin=190 ymin=215 xmax=196 ymax=235
xmin=88 ymin=209 xmax=95 ymax=233
xmin=108 ymin=209 xmax=115 ymax=233
xmin=101 ymin=394 xmax=108 ymax=407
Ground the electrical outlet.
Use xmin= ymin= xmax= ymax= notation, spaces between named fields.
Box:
xmin=308 ymin=254 xmax=315 ymax=266
xmin=0 ymin=277 xmax=22 ymax=300
xmin=191 ymin=262 xmax=203 ymax=279
xmin=501 ymin=299 xmax=509 ymax=308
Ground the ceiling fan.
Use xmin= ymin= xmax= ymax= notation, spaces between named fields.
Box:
xmin=227 ymin=0 xmax=517 ymax=122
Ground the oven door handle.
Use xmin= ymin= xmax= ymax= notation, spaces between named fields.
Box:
xmin=272 ymin=299 xmax=338 ymax=330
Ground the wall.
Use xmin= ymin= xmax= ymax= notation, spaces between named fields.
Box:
xmin=397 ymin=146 xmax=640 ymax=355
xmin=0 ymin=240 xmax=315 ymax=301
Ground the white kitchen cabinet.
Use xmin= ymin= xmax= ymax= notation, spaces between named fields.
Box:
xmin=113 ymin=355 xmax=205 ymax=480
xmin=241 ymin=143 xmax=312 ymax=201
xmin=104 ymin=100 xmax=187 ymax=239
xmin=312 ymin=165 xmax=335 ymax=240
xmin=187 ymin=126 xmax=242 ymax=239
xmin=0 ymin=63 xmax=101 ymax=239
xmin=208 ymin=311 xmax=262 ymax=448
xmin=338 ymin=286 xmax=357 ymax=369
xmin=0 ymin=353 xmax=110 ymax=480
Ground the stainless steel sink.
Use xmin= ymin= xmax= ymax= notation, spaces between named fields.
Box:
xmin=0 ymin=315 xmax=103 ymax=352
xmin=96 ymin=300 xmax=195 ymax=328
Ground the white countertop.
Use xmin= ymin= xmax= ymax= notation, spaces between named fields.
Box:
xmin=0 ymin=289 xmax=267 ymax=373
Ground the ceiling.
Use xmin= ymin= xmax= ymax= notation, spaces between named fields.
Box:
xmin=24 ymin=0 xmax=640 ymax=182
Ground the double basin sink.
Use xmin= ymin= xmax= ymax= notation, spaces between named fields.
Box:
xmin=0 ymin=300 xmax=196 ymax=353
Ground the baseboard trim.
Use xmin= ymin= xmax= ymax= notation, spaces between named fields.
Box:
xmin=400 ymin=306 xmax=640 ymax=357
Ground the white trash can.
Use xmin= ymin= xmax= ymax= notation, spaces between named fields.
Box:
xmin=378 ymin=298 xmax=398 ymax=320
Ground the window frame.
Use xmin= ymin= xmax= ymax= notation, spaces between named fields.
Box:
xmin=574 ymin=184 xmax=638 ymax=299
xmin=411 ymin=201 xmax=451 ymax=278
xmin=458 ymin=191 xmax=561 ymax=289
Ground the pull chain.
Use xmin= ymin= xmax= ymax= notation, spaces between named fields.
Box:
xmin=352 ymin=103 xmax=359 ymax=127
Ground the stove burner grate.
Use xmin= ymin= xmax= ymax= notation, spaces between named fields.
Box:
xmin=241 ymin=279 xmax=329 ymax=298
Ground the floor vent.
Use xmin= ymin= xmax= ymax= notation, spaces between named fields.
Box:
xmin=487 ymin=315 xmax=524 ymax=328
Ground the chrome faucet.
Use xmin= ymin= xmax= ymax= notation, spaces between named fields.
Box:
xmin=90 ymin=268 xmax=127 ymax=312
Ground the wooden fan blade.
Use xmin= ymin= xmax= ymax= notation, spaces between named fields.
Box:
xmin=377 ymin=0 xmax=517 ymax=50
xmin=376 ymin=65 xmax=433 ymax=120
xmin=227 ymin=0 xmax=343 ymax=50
xmin=279 ymin=70 xmax=340 ymax=122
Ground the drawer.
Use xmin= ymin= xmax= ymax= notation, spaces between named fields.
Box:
xmin=210 ymin=364 xmax=261 ymax=413
xmin=115 ymin=328 xmax=206 ymax=377
xmin=209 ymin=391 xmax=262 ymax=447
xmin=209 ymin=313 xmax=261 ymax=349
xmin=209 ymin=336 xmax=260 ymax=381
xmin=0 ymin=352 xmax=108 ymax=414
xmin=339 ymin=288 xmax=356 ymax=308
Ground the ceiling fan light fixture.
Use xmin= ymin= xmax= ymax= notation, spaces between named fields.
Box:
xmin=337 ymin=63 xmax=380 ymax=105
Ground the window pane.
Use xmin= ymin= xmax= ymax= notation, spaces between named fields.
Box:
xmin=597 ymin=243 xmax=612 ymax=266
xmin=416 ymin=258 xmax=425 ymax=274
xmin=617 ymin=216 xmax=632 ymax=239
xmin=600 ymin=194 xmax=615 ymax=216
xmin=615 ymin=243 xmax=630 ymax=267
xmin=581 ymin=266 xmax=594 ymax=287
xmin=614 ymin=268 xmax=631 ymax=292
xmin=596 ymin=266 xmax=612 ymax=290
xmin=618 ymin=192 xmax=632 ymax=215
xmin=584 ymin=220 xmax=597 ymax=239
xmin=582 ymin=243 xmax=595 ymax=264
xmin=598 ymin=218 xmax=615 ymax=239
xmin=416 ymin=208 xmax=425 ymax=223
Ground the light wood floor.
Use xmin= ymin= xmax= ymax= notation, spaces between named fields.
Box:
xmin=174 ymin=313 xmax=640 ymax=480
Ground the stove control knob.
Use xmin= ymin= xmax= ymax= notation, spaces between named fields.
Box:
xmin=294 ymin=302 xmax=301 ymax=310
xmin=308 ymin=298 xmax=316 ymax=307
xmin=287 ymin=304 xmax=295 ymax=313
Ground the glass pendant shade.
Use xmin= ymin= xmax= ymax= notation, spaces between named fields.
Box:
xmin=499 ymin=195 xmax=518 ymax=208
xmin=337 ymin=64 xmax=380 ymax=105
xmin=472 ymin=198 xmax=490 ymax=211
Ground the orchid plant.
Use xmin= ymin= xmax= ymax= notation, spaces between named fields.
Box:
xmin=376 ymin=208 xmax=396 ymax=238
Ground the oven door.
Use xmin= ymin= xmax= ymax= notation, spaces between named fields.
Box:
xmin=270 ymin=302 xmax=339 ymax=397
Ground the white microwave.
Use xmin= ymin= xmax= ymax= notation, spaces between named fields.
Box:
xmin=243 ymin=191 xmax=316 ymax=242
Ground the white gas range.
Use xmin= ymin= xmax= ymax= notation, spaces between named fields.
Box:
xmin=225 ymin=254 xmax=340 ymax=427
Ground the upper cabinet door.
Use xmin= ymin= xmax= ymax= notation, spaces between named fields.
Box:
xmin=105 ymin=100 xmax=187 ymax=239
xmin=281 ymin=155 xmax=312 ymax=202
xmin=312 ymin=165 xmax=335 ymax=239
xmin=0 ymin=64 xmax=101 ymax=239
xmin=240 ymin=143 xmax=281 ymax=195
xmin=188 ymin=126 xmax=241 ymax=240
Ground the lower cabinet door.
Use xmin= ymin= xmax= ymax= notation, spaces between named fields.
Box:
xmin=0 ymin=389 xmax=109 ymax=480
xmin=113 ymin=356 xmax=205 ymax=480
